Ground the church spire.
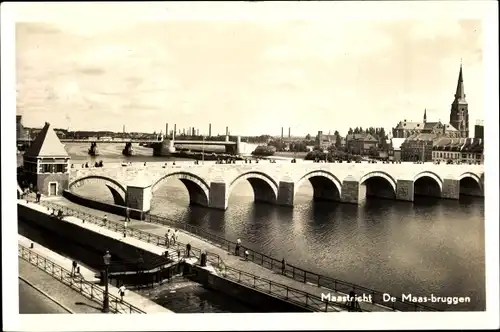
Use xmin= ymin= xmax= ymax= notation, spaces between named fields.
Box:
xmin=423 ymin=108 xmax=427 ymax=123
xmin=454 ymin=63 xmax=466 ymax=103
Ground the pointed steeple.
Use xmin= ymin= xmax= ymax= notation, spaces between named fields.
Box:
xmin=454 ymin=63 xmax=466 ymax=103
xmin=423 ymin=109 xmax=427 ymax=123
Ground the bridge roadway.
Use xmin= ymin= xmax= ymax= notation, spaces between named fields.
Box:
xmin=68 ymin=161 xmax=485 ymax=211
xmin=59 ymin=139 xmax=236 ymax=145
xmin=39 ymin=197 xmax=403 ymax=312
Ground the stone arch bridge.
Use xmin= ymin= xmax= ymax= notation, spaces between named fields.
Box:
xmin=68 ymin=163 xmax=485 ymax=212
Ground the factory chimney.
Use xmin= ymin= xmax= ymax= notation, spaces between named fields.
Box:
xmin=209 ymin=123 xmax=212 ymax=137
xmin=288 ymin=127 xmax=291 ymax=138
xmin=281 ymin=127 xmax=283 ymax=139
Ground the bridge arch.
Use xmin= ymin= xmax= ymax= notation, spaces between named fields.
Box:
xmin=151 ymin=172 xmax=210 ymax=207
xmin=69 ymin=175 xmax=127 ymax=206
xmin=459 ymin=172 xmax=483 ymax=196
xmin=359 ymin=171 xmax=397 ymax=200
xmin=413 ymin=171 xmax=443 ymax=198
xmin=295 ymin=170 xmax=342 ymax=202
xmin=228 ymin=171 xmax=279 ymax=204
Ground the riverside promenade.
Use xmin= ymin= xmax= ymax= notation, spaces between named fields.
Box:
xmin=17 ymin=234 xmax=173 ymax=314
xmin=34 ymin=197 xmax=407 ymax=312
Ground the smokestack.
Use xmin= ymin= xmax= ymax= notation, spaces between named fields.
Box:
xmin=226 ymin=126 xmax=229 ymax=136
xmin=192 ymin=128 xmax=195 ymax=136
xmin=209 ymin=123 xmax=212 ymax=137
xmin=281 ymin=127 xmax=283 ymax=139
xmin=288 ymin=127 xmax=291 ymax=138
xmin=166 ymin=123 xmax=168 ymax=137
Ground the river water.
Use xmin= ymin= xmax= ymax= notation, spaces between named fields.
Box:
xmin=23 ymin=144 xmax=486 ymax=311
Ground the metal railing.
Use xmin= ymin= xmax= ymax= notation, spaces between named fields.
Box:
xmin=36 ymin=200 xmax=440 ymax=312
xmin=145 ymin=212 xmax=439 ymax=312
xmin=18 ymin=244 xmax=146 ymax=314
xmin=35 ymin=201 xmax=350 ymax=312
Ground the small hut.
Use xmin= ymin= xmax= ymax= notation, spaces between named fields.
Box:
xmin=23 ymin=122 xmax=70 ymax=196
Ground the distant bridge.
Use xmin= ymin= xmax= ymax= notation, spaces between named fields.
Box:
xmin=59 ymin=139 xmax=236 ymax=145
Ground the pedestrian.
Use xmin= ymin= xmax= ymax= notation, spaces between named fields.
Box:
xmin=235 ymin=238 xmax=241 ymax=256
xmin=281 ymin=258 xmax=286 ymax=275
xmin=171 ymin=230 xmax=177 ymax=245
xmin=36 ymin=191 xmax=41 ymax=203
xmin=118 ymin=284 xmax=126 ymax=302
xmin=125 ymin=207 xmax=131 ymax=222
xmin=244 ymin=250 xmax=249 ymax=261
xmin=174 ymin=229 xmax=179 ymax=243
xmin=103 ymin=214 xmax=107 ymax=227
xmin=71 ymin=260 xmax=78 ymax=277
xmin=166 ymin=229 xmax=171 ymax=247
xmin=186 ymin=243 xmax=191 ymax=258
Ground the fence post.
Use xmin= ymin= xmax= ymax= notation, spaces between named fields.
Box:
xmin=317 ymin=274 xmax=320 ymax=287
xmin=303 ymin=271 xmax=306 ymax=283
xmin=292 ymin=267 xmax=295 ymax=279
xmin=238 ymin=271 xmax=241 ymax=282
xmin=253 ymin=275 xmax=256 ymax=287
xmin=325 ymin=300 xmax=329 ymax=312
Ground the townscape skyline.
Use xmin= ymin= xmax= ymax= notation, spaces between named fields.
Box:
xmin=15 ymin=5 xmax=484 ymax=137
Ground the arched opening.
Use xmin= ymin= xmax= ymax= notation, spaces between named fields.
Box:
xmin=413 ymin=176 xmax=442 ymax=198
xmin=150 ymin=172 xmax=210 ymax=213
xmin=359 ymin=173 xmax=396 ymax=201
xmin=228 ymin=172 xmax=278 ymax=206
xmin=69 ymin=176 xmax=127 ymax=206
xmin=459 ymin=175 xmax=483 ymax=197
xmin=295 ymin=171 xmax=342 ymax=204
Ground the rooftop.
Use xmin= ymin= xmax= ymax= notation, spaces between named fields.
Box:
xmin=24 ymin=122 xmax=69 ymax=158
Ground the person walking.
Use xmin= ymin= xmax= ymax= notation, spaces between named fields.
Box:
xmin=103 ymin=214 xmax=107 ymax=227
xmin=244 ymin=250 xmax=249 ymax=261
xmin=164 ymin=232 xmax=170 ymax=247
xmin=281 ymin=258 xmax=286 ymax=275
xmin=235 ymin=238 xmax=241 ymax=256
xmin=186 ymin=243 xmax=191 ymax=258
xmin=125 ymin=207 xmax=131 ymax=222
xmin=36 ymin=191 xmax=41 ymax=203
xmin=71 ymin=260 xmax=78 ymax=277
xmin=118 ymin=285 xmax=126 ymax=302
xmin=173 ymin=229 xmax=179 ymax=244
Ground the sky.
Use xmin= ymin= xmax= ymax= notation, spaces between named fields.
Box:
xmin=14 ymin=2 xmax=486 ymax=137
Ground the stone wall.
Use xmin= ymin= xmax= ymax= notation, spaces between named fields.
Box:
xmin=396 ymin=180 xmax=414 ymax=201
xmin=18 ymin=203 xmax=158 ymax=266
xmin=442 ymin=179 xmax=460 ymax=199
xmin=36 ymin=173 xmax=69 ymax=196
xmin=209 ymin=182 xmax=228 ymax=209
xmin=63 ymin=190 xmax=146 ymax=220
xmin=185 ymin=264 xmax=309 ymax=313
xmin=277 ymin=181 xmax=295 ymax=206
xmin=341 ymin=178 xmax=360 ymax=204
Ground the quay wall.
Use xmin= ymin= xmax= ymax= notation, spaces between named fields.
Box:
xmin=185 ymin=264 xmax=309 ymax=313
xmin=62 ymin=190 xmax=146 ymax=220
xmin=18 ymin=203 xmax=160 ymax=269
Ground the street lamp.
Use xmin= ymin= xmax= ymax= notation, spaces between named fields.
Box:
xmin=102 ymin=250 xmax=111 ymax=313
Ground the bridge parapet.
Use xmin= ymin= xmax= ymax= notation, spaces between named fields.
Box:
xmin=68 ymin=162 xmax=484 ymax=212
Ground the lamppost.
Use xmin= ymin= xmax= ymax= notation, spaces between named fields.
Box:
xmin=102 ymin=251 xmax=111 ymax=313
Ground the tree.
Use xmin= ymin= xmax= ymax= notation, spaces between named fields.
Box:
xmin=348 ymin=128 xmax=353 ymax=135
xmin=305 ymin=133 xmax=311 ymax=140
xmin=335 ymin=133 xmax=342 ymax=149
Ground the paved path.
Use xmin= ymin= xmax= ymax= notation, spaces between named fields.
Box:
xmin=45 ymin=198 xmax=393 ymax=312
xmin=19 ymin=258 xmax=101 ymax=314
xmin=18 ymin=234 xmax=173 ymax=314
xmin=19 ymin=278 xmax=72 ymax=314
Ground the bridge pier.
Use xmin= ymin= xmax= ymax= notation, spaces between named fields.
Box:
xmin=208 ymin=181 xmax=228 ymax=210
xmin=441 ymin=178 xmax=460 ymax=200
xmin=126 ymin=184 xmax=152 ymax=213
xmin=277 ymin=181 xmax=295 ymax=206
xmin=340 ymin=176 xmax=362 ymax=204
xmin=396 ymin=179 xmax=414 ymax=202
xmin=152 ymin=139 xmax=175 ymax=156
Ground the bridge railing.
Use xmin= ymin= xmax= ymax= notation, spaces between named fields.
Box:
xmin=145 ymin=213 xmax=439 ymax=312
xmin=18 ymin=244 xmax=146 ymax=314
xmin=35 ymin=201 xmax=351 ymax=312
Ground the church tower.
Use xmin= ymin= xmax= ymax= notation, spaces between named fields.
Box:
xmin=449 ymin=63 xmax=469 ymax=138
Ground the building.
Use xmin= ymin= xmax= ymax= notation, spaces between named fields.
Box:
xmin=449 ymin=64 xmax=469 ymax=138
xmin=432 ymin=137 xmax=483 ymax=164
xmin=345 ymin=133 xmax=378 ymax=155
xmin=22 ymin=122 xmax=70 ymax=196
xmin=392 ymin=110 xmax=460 ymax=139
xmin=390 ymin=138 xmax=406 ymax=161
xmin=474 ymin=120 xmax=484 ymax=139
xmin=400 ymin=133 xmax=438 ymax=162
xmin=392 ymin=64 xmax=469 ymax=139
xmin=16 ymin=115 xmax=29 ymax=140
